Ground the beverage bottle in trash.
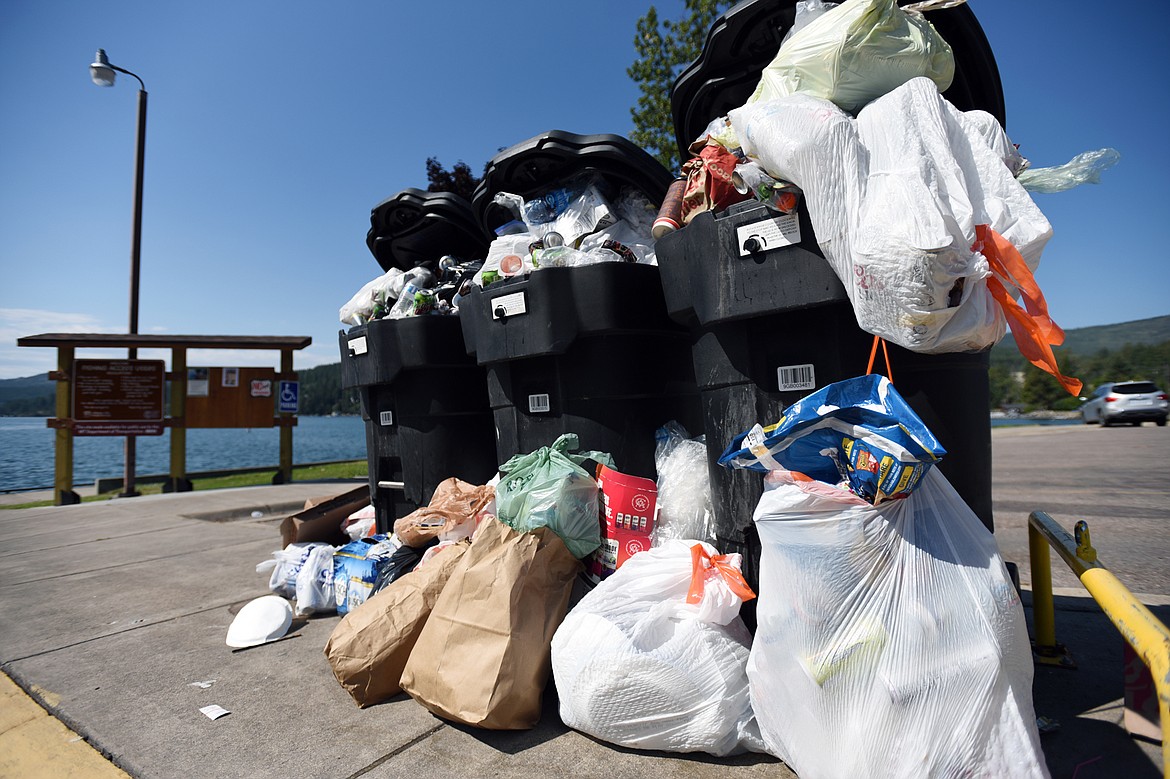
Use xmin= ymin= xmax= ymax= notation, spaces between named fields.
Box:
xmin=522 ymin=187 xmax=573 ymax=225
xmin=388 ymin=282 xmax=422 ymax=319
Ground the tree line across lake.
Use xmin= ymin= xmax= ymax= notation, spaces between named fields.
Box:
xmin=3 ymin=329 xmax=1166 ymax=417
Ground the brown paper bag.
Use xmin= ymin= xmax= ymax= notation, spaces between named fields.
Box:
xmin=400 ymin=516 xmax=582 ymax=729
xmin=393 ymin=478 xmax=494 ymax=548
xmin=324 ymin=541 xmax=470 ymax=707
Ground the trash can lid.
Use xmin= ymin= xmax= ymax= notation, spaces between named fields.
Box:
xmin=470 ymin=130 xmax=675 ymax=239
xmin=366 ymin=188 xmax=490 ymax=272
xmin=670 ymin=0 xmax=1004 ymax=161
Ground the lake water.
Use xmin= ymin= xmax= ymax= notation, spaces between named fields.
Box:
xmin=0 ymin=413 xmax=1081 ymax=493
xmin=0 ymin=415 xmax=367 ymax=492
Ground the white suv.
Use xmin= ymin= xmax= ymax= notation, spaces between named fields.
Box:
xmin=1080 ymin=381 xmax=1168 ymax=427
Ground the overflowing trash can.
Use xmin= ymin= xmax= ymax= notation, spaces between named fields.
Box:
xmin=339 ymin=189 xmax=498 ymax=532
xmin=656 ymin=0 xmax=1008 ymax=582
xmin=458 ymin=131 xmax=702 ymax=478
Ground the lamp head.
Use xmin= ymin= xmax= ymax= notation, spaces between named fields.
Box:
xmin=90 ymin=49 xmax=116 ymax=87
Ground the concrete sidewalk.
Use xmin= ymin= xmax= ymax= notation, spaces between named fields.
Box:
xmin=0 ymin=477 xmax=1165 ymax=778
xmin=0 ymin=484 xmax=783 ymax=779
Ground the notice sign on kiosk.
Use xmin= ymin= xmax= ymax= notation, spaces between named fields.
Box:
xmin=185 ymin=367 xmax=287 ymax=428
xmin=72 ymin=359 xmax=166 ymax=436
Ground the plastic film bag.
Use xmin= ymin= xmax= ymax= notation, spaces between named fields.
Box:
xmin=294 ymin=544 xmax=336 ymax=616
xmin=552 ymin=540 xmax=766 ymax=756
xmin=1018 ymin=148 xmax=1120 ymax=194
xmin=521 ymin=174 xmax=618 ymax=247
xmin=749 ymin=0 xmax=955 ymax=114
xmin=730 ymin=78 xmax=1064 ymax=358
xmin=257 ymin=542 xmax=327 ymax=599
xmin=339 ymin=267 xmax=406 ymax=325
xmin=719 ymin=374 xmax=945 ymax=504
xmin=495 ymin=434 xmax=614 ymax=559
xmin=748 ymin=467 xmax=1048 ymax=777
xmin=652 ymin=422 xmax=716 ymax=546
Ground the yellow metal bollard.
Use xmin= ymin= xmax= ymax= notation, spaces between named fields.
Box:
xmin=1028 ymin=519 xmax=1072 ymax=667
xmin=1028 ymin=511 xmax=1170 ymax=773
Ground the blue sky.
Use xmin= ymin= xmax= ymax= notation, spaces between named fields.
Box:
xmin=1 ymin=0 xmax=1166 ymax=379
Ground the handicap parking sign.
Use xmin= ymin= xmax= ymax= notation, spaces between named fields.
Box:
xmin=278 ymin=380 xmax=299 ymax=414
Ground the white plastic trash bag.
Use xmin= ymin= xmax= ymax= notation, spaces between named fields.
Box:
xmin=256 ymin=542 xmax=327 ymax=599
xmin=749 ymin=0 xmax=955 ymax=114
xmin=294 ymin=544 xmax=336 ymax=616
xmin=748 ymin=468 xmax=1048 ymax=777
xmin=730 ymin=78 xmax=1055 ymax=354
xmin=551 ymin=540 xmax=767 ymax=756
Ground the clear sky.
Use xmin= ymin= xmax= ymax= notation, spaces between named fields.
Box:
xmin=1 ymin=0 xmax=1166 ymax=379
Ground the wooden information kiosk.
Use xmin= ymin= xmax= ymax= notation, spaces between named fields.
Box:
xmin=16 ymin=333 xmax=311 ymax=505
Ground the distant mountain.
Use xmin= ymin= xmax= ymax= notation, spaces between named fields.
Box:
xmin=3 ymin=315 xmax=1167 ymax=416
xmin=0 ymin=373 xmax=54 ymax=416
xmin=991 ymin=314 xmax=1170 ymax=366
xmin=0 ymin=366 xmax=360 ymax=417
xmin=1053 ymin=315 xmax=1170 ymax=355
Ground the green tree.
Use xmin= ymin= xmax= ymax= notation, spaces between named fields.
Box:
xmin=298 ymin=363 xmax=360 ymax=416
xmin=1020 ymin=353 xmax=1083 ymax=411
xmin=628 ymin=0 xmax=733 ymax=173
xmin=425 ymin=158 xmax=482 ymax=200
xmin=987 ymin=364 xmax=1020 ymax=409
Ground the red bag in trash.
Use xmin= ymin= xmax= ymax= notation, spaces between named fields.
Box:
xmin=680 ymin=141 xmax=752 ymax=225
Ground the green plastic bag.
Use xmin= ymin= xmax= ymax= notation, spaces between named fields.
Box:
xmin=495 ymin=434 xmax=614 ymax=559
xmin=749 ymin=0 xmax=955 ymax=114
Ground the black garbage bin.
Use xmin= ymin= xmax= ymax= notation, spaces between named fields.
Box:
xmin=459 ymin=131 xmax=702 ymax=478
xmin=340 ymin=189 xmax=498 ymax=533
xmin=657 ymin=0 xmax=1007 ymax=591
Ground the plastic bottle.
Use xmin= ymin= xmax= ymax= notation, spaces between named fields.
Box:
xmin=388 ymin=282 xmax=421 ymax=319
xmin=522 ymin=187 xmax=573 ymax=225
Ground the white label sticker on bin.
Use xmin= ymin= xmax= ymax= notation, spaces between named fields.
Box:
xmin=348 ymin=336 xmax=368 ymax=356
xmin=736 ymin=214 xmax=801 ymax=257
xmin=528 ymin=393 xmax=551 ymax=413
xmin=777 ymin=363 xmax=816 ymax=392
xmin=491 ymin=291 xmax=527 ymax=319
xmin=379 ymin=410 xmax=393 ymax=426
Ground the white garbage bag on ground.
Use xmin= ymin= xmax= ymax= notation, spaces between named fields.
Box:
xmin=748 ymin=467 xmax=1049 ymax=778
xmin=551 ymin=540 xmax=767 ymax=756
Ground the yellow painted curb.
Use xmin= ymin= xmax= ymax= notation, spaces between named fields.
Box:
xmin=0 ymin=673 xmax=130 ymax=779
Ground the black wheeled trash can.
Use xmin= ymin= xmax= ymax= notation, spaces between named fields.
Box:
xmin=658 ymin=0 xmax=1008 ymax=596
xmin=459 ymin=131 xmax=703 ymax=478
xmin=340 ymin=189 xmax=499 ymax=533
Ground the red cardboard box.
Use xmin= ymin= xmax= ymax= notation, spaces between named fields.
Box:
xmin=589 ymin=465 xmax=657 ymax=582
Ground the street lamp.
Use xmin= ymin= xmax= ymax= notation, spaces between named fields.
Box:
xmin=90 ymin=48 xmax=147 ymax=498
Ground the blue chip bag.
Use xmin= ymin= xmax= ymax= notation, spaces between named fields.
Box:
xmin=333 ymin=534 xmax=398 ymax=615
xmin=718 ymin=375 xmax=945 ymax=504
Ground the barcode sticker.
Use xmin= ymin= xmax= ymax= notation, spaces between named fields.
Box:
xmin=379 ymin=411 xmax=393 ymax=426
xmin=777 ymin=363 xmax=816 ymax=392
xmin=348 ymin=336 xmax=368 ymax=356
xmin=528 ymin=393 xmax=551 ymax=413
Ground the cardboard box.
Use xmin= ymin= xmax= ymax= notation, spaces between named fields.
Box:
xmin=588 ymin=465 xmax=657 ymax=582
xmin=279 ymin=484 xmax=370 ymax=548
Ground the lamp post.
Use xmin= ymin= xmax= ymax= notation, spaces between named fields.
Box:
xmin=90 ymin=49 xmax=147 ymax=498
